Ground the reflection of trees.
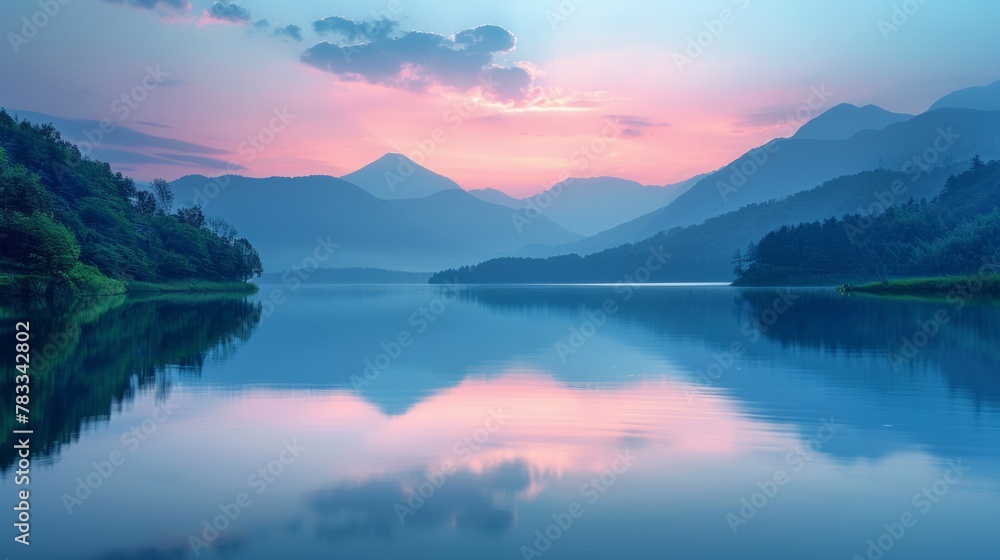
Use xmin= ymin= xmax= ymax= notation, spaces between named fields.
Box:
xmin=462 ymin=286 xmax=1000 ymax=407
xmin=735 ymin=290 xmax=1000 ymax=406
xmin=0 ymin=294 xmax=262 ymax=472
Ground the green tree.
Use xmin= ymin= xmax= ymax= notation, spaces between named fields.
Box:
xmin=233 ymin=237 xmax=263 ymax=281
xmin=15 ymin=213 xmax=81 ymax=277
xmin=151 ymin=178 xmax=174 ymax=215
xmin=133 ymin=191 xmax=157 ymax=217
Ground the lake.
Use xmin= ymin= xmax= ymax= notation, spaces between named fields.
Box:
xmin=2 ymin=285 xmax=998 ymax=559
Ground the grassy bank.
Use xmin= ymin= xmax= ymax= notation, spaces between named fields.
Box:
xmin=840 ymin=275 xmax=1000 ymax=298
xmin=123 ymin=279 xmax=259 ymax=294
xmin=0 ymin=273 xmax=257 ymax=300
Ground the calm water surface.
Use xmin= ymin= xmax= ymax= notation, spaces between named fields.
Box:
xmin=1 ymin=285 xmax=998 ymax=559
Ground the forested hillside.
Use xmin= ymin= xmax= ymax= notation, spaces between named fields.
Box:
xmin=735 ymin=157 xmax=1000 ymax=285
xmin=429 ymin=168 xmax=953 ymax=284
xmin=0 ymin=110 xmax=262 ymax=296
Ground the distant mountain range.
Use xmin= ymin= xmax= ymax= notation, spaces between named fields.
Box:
xmin=15 ymin=78 xmax=1000 ymax=281
xmin=469 ymin=176 xmax=700 ymax=236
xmin=554 ymin=107 xmax=1000 ymax=256
xmin=168 ymin=170 xmax=580 ymax=271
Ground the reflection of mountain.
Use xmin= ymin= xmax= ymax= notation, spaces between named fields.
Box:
xmin=0 ymin=294 xmax=262 ymax=472
xmin=206 ymin=286 xmax=1000 ymax=471
xmin=458 ymin=287 xmax=1000 ymax=461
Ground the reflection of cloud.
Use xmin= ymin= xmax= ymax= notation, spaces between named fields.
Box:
xmin=308 ymin=460 xmax=531 ymax=540
xmin=219 ymin=372 xmax=791 ymax=486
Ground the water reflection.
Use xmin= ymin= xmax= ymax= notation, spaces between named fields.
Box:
xmin=1 ymin=286 xmax=998 ymax=560
xmin=0 ymin=294 xmax=262 ymax=472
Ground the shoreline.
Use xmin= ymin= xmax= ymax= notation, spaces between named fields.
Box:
xmin=0 ymin=274 xmax=258 ymax=301
xmin=839 ymin=275 xmax=1000 ymax=299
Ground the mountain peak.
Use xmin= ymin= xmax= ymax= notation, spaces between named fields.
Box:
xmin=929 ymin=80 xmax=1000 ymax=112
xmin=341 ymin=153 xmax=462 ymax=200
xmin=792 ymin=103 xmax=912 ymax=141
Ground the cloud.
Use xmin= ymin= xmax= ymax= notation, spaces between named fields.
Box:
xmin=607 ymin=114 xmax=670 ymax=138
xmin=301 ymin=21 xmax=537 ymax=103
xmin=102 ymin=0 xmax=191 ymax=13
xmin=273 ymin=24 xmax=304 ymax=42
xmin=204 ymin=1 xmax=251 ymax=24
xmin=312 ymin=16 xmax=397 ymax=42
xmin=608 ymin=115 xmax=670 ymax=128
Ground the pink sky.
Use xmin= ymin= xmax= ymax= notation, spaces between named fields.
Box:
xmin=4 ymin=0 xmax=997 ymax=196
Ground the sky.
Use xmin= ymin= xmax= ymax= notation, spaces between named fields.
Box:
xmin=1 ymin=0 xmax=999 ymax=196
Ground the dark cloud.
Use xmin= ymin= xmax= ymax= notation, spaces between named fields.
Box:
xmin=312 ymin=16 xmax=397 ymax=42
xmin=208 ymin=1 xmax=251 ymax=24
xmin=606 ymin=115 xmax=670 ymax=138
xmin=273 ymin=24 xmax=304 ymax=42
xmin=608 ymin=115 xmax=671 ymax=128
xmin=102 ymin=0 xmax=190 ymax=13
xmin=301 ymin=22 xmax=535 ymax=102
xmin=254 ymin=18 xmax=270 ymax=29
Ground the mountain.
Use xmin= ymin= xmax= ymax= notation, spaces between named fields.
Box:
xmin=169 ymin=174 xmax=580 ymax=272
xmin=792 ymin=103 xmax=912 ymax=140
xmin=929 ymin=80 xmax=1000 ymax=111
xmin=509 ymin=176 xmax=698 ymax=237
xmin=431 ymin=166 xmax=955 ymax=283
xmin=563 ymin=107 xmax=1000 ymax=254
xmin=389 ymin=189 xmax=581 ymax=252
xmin=341 ymin=153 xmax=463 ymax=199
xmin=736 ymin=158 xmax=1000 ymax=285
xmin=468 ymin=188 xmax=524 ymax=209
